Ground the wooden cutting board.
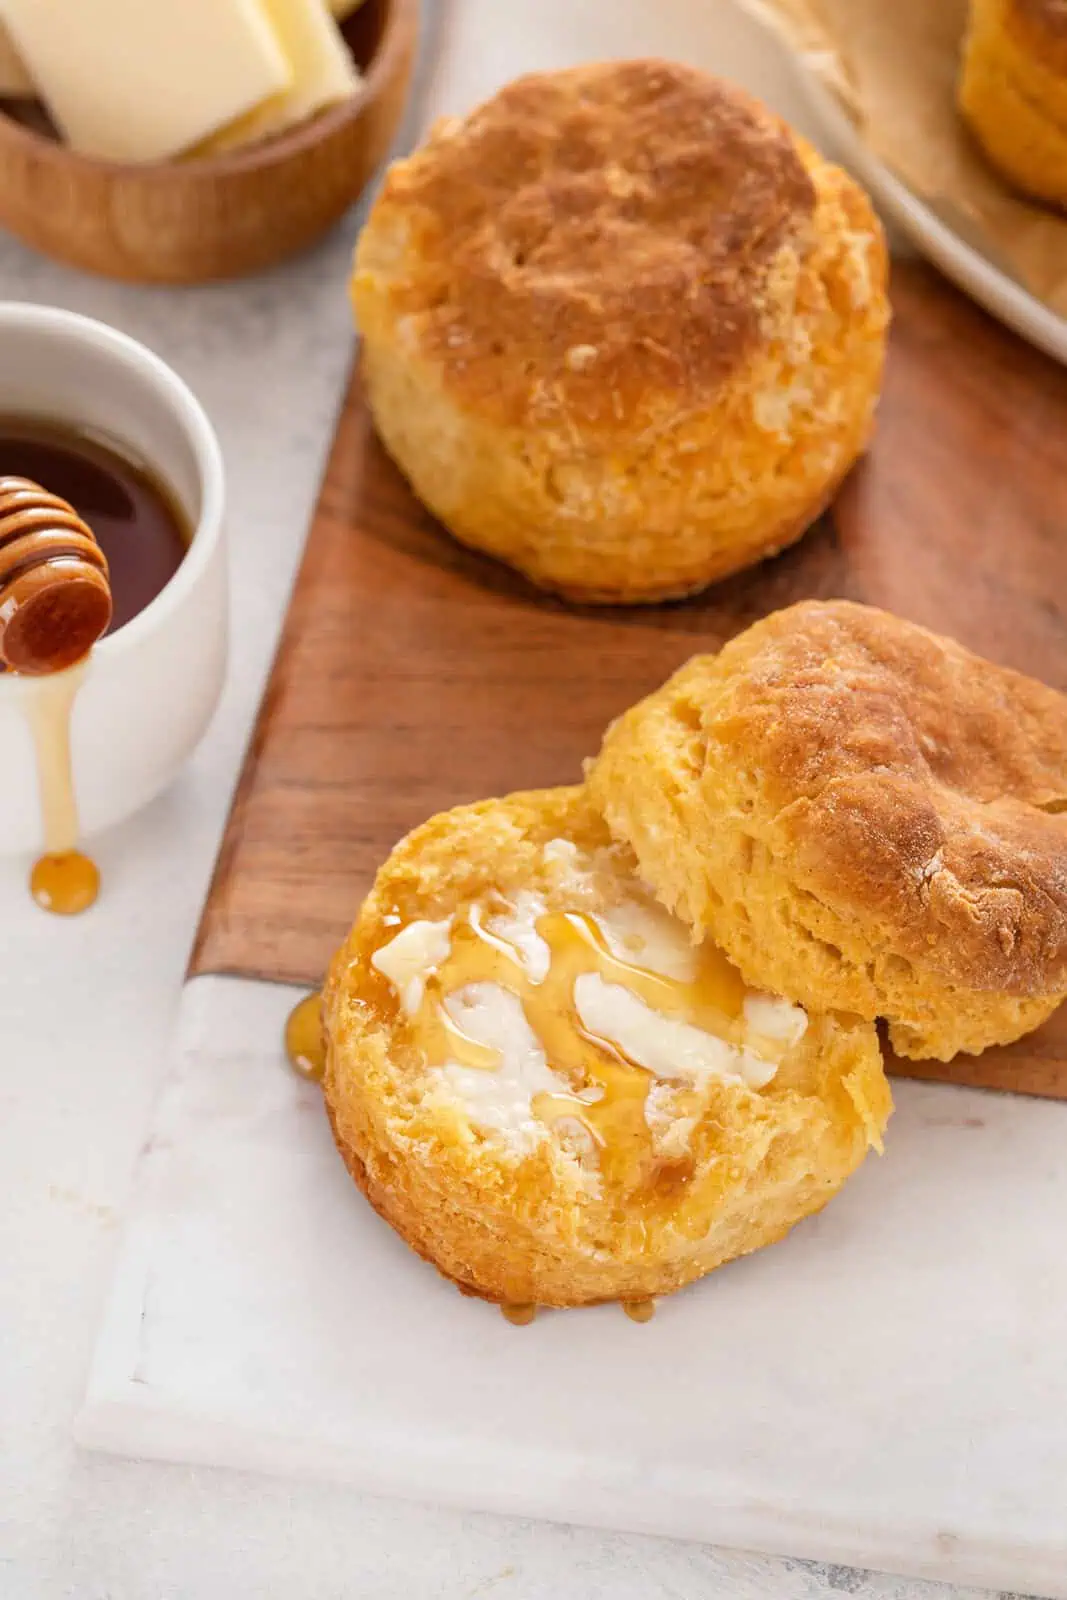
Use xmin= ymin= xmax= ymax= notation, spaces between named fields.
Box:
xmin=190 ymin=259 xmax=1067 ymax=1098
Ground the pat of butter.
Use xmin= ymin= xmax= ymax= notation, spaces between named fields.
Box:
xmin=0 ymin=23 xmax=32 ymax=97
xmin=1 ymin=0 xmax=292 ymax=162
xmin=743 ymin=992 xmax=808 ymax=1048
xmin=204 ymin=0 xmax=360 ymax=154
xmin=371 ymin=918 xmax=452 ymax=1017
xmin=574 ymin=973 xmax=776 ymax=1091
xmin=434 ymin=984 xmax=572 ymax=1150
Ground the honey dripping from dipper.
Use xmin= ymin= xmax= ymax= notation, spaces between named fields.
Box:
xmin=0 ymin=474 xmax=110 ymax=911
xmin=0 ymin=421 xmax=190 ymax=913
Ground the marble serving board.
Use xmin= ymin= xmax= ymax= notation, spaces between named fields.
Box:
xmin=80 ymin=973 xmax=1067 ymax=1596
xmin=78 ymin=2 xmax=1067 ymax=1594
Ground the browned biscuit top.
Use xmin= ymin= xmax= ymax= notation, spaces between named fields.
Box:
xmin=702 ymin=601 xmax=1067 ymax=994
xmin=1004 ymin=0 xmax=1067 ymax=67
xmin=1011 ymin=0 xmax=1067 ymax=37
xmin=355 ymin=60 xmax=817 ymax=430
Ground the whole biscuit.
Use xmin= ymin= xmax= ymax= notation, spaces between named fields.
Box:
xmin=588 ymin=602 xmax=1067 ymax=1060
xmin=352 ymin=60 xmax=889 ymax=603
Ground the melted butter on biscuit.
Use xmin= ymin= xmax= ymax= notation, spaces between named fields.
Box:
xmin=573 ymin=975 xmax=778 ymax=1091
xmin=434 ymin=984 xmax=571 ymax=1144
xmin=369 ymin=841 xmax=807 ymax=1171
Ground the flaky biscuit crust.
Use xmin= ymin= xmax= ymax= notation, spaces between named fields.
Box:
xmin=323 ymin=786 xmax=889 ymax=1307
xmin=351 ymin=60 xmax=888 ymax=603
xmin=589 ymin=602 xmax=1067 ymax=1061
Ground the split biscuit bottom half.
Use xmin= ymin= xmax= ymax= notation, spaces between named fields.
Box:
xmin=324 ymin=785 xmax=890 ymax=1309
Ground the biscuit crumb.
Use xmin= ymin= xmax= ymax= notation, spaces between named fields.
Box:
xmin=565 ymin=344 xmax=598 ymax=371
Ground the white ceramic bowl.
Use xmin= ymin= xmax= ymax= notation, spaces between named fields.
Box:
xmin=0 ymin=304 xmax=227 ymax=855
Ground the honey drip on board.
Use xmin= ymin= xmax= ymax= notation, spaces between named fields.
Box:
xmin=285 ymin=991 xmax=326 ymax=1082
xmin=500 ymin=1300 xmax=655 ymax=1325
xmin=501 ymin=1303 xmax=537 ymax=1326
xmin=26 ymin=661 xmax=99 ymax=915
xmin=623 ymin=1298 xmax=656 ymax=1324
xmin=370 ymin=897 xmax=786 ymax=1246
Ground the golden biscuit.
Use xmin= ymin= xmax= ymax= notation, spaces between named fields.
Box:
xmin=323 ymin=786 xmax=889 ymax=1309
xmin=589 ymin=602 xmax=1067 ymax=1062
xmin=959 ymin=0 xmax=1067 ymax=208
xmin=351 ymin=60 xmax=889 ymax=605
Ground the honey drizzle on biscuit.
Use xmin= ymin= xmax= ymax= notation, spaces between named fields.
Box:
xmin=371 ymin=898 xmax=786 ymax=1235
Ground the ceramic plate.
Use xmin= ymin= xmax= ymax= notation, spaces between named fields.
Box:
xmin=795 ymin=70 xmax=1067 ymax=367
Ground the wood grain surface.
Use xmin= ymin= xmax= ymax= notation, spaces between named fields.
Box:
xmin=191 ymin=259 xmax=1067 ymax=1097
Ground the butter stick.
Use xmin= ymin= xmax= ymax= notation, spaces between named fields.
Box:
xmin=1 ymin=0 xmax=293 ymax=163
xmin=205 ymin=0 xmax=360 ymax=154
xmin=0 ymin=22 xmax=32 ymax=97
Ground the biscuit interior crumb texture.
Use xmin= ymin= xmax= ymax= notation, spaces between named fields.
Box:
xmin=959 ymin=0 xmax=1067 ymax=208
xmin=324 ymin=786 xmax=890 ymax=1307
xmin=589 ymin=601 xmax=1067 ymax=1061
xmin=351 ymin=60 xmax=889 ymax=604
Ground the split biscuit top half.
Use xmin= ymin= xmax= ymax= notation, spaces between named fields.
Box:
xmin=590 ymin=600 xmax=1067 ymax=1062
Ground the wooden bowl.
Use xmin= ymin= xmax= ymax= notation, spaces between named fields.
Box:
xmin=0 ymin=0 xmax=418 ymax=284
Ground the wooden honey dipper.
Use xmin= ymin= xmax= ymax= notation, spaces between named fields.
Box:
xmin=0 ymin=475 xmax=112 ymax=675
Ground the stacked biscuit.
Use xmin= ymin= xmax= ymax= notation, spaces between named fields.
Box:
xmin=959 ymin=0 xmax=1067 ymax=209
xmin=324 ymin=63 xmax=1067 ymax=1313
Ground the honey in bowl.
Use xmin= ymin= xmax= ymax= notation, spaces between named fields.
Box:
xmin=0 ymin=418 xmax=190 ymax=636
xmin=0 ymin=418 xmax=191 ymax=913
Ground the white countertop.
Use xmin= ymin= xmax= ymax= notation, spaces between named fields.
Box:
xmin=0 ymin=5 xmax=1040 ymax=1598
